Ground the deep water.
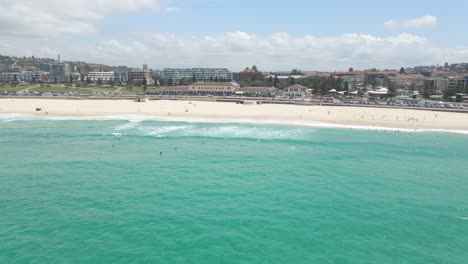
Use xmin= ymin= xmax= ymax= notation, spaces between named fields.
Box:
xmin=1 ymin=118 xmax=468 ymax=263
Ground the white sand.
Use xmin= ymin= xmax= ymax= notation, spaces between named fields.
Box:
xmin=1 ymin=98 xmax=468 ymax=131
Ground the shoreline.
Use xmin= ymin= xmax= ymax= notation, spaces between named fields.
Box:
xmin=1 ymin=98 xmax=468 ymax=133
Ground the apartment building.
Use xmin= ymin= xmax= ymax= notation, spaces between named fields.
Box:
xmin=164 ymin=68 xmax=232 ymax=82
xmin=87 ymin=71 xmax=114 ymax=82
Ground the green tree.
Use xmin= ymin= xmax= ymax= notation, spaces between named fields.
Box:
xmin=109 ymin=79 xmax=114 ymax=87
xmin=351 ymin=79 xmax=358 ymax=91
xmin=97 ymin=78 xmax=102 ymax=85
xmin=252 ymin=65 xmax=258 ymax=72
xmin=143 ymin=77 xmax=148 ymax=93
xmin=422 ymin=81 xmax=433 ymax=99
xmin=387 ymin=81 xmax=397 ymax=98
xmin=344 ymin=81 xmax=349 ymax=91
xmin=399 ymin=67 xmax=405 ymax=74
xmin=267 ymin=76 xmax=273 ymax=85
xmin=348 ymin=67 xmax=354 ymax=72
xmin=289 ymin=77 xmax=296 ymax=86
xmin=54 ymin=77 xmax=58 ymax=84
xmin=32 ymin=76 xmax=36 ymax=84
xmin=273 ymin=74 xmax=278 ymax=87
xmin=69 ymin=75 xmax=73 ymax=84
xmin=13 ymin=75 xmax=18 ymax=82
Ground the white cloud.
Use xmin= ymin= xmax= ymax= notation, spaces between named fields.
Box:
xmin=0 ymin=0 xmax=168 ymax=38
xmin=4 ymin=31 xmax=464 ymax=71
xmin=1 ymin=2 xmax=462 ymax=71
xmin=384 ymin=15 xmax=438 ymax=29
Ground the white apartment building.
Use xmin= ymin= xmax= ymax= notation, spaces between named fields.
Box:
xmin=164 ymin=68 xmax=232 ymax=82
xmin=87 ymin=71 xmax=114 ymax=82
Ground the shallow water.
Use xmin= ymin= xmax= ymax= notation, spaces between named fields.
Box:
xmin=1 ymin=118 xmax=468 ymax=263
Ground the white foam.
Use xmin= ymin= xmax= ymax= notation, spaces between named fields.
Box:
xmin=141 ymin=125 xmax=193 ymax=137
xmin=113 ymin=120 xmax=142 ymax=131
xmin=1 ymin=113 xmax=468 ymax=135
xmin=173 ymin=125 xmax=309 ymax=140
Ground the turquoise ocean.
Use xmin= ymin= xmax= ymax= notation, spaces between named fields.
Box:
xmin=1 ymin=115 xmax=468 ymax=263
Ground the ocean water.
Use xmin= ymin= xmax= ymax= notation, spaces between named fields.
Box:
xmin=1 ymin=116 xmax=468 ymax=263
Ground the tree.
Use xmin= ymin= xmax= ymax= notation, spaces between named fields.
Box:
xmin=252 ymin=65 xmax=258 ymax=72
xmin=387 ymin=81 xmax=397 ymax=98
xmin=80 ymin=75 xmax=85 ymax=83
xmin=109 ymin=79 xmax=114 ymax=87
xmin=351 ymin=79 xmax=358 ymax=91
xmin=273 ymin=74 xmax=278 ymax=87
xmin=168 ymin=77 xmax=173 ymax=86
xmin=69 ymin=75 xmax=73 ymax=84
xmin=13 ymin=75 xmax=18 ymax=82
xmin=444 ymin=62 xmax=449 ymax=68
xmin=422 ymin=81 xmax=433 ymax=99
xmin=32 ymin=76 xmax=36 ymax=84
xmin=267 ymin=76 xmax=273 ymax=85
xmin=291 ymin=69 xmax=299 ymax=75
xmin=97 ymin=78 xmax=102 ymax=85
xmin=143 ymin=77 xmax=148 ymax=93
xmin=192 ymin=73 xmax=196 ymax=83
xmin=348 ymin=67 xmax=354 ymax=72
xmin=344 ymin=81 xmax=349 ymax=91
xmin=289 ymin=77 xmax=296 ymax=86
xmin=54 ymin=77 xmax=58 ymax=84
xmin=399 ymin=67 xmax=405 ymax=74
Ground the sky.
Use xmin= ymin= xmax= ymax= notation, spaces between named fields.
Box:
xmin=1 ymin=0 xmax=468 ymax=71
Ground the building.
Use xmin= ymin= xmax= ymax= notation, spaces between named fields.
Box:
xmin=189 ymin=81 xmax=239 ymax=95
xmin=364 ymin=71 xmax=398 ymax=87
xmin=163 ymin=68 xmax=193 ymax=82
xmin=39 ymin=63 xmax=52 ymax=72
xmin=0 ymin=72 xmax=21 ymax=82
xmin=264 ymin=74 xmax=307 ymax=80
xmin=19 ymin=71 xmax=46 ymax=82
xmin=114 ymin=66 xmax=128 ymax=84
xmin=234 ymin=87 xmax=277 ymax=97
xmin=40 ymin=62 xmax=70 ymax=82
xmin=152 ymin=86 xmax=191 ymax=95
xmin=163 ymin=68 xmax=232 ymax=82
xmin=128 ymin=65 xmax=152 ymax=84
xmin=0 ymin=71 xmax=45 ymax=83
xmin=282 ymin=84 xmax=308 ymax=98
xmin=87 ymin=71 xmax=114 ymax=82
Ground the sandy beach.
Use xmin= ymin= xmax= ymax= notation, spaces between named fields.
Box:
xmin=1 ymin=98 xmax=468 ymax=131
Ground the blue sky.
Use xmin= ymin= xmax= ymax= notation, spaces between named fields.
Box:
xmin=99 ymin=0 xmax=466 ymax=44
xmin=1 ymin=0 xmax=468 ymax=71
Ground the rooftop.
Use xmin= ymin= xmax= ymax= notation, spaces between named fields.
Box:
xmin=192 ymin=81 xmax=239 ymax=87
